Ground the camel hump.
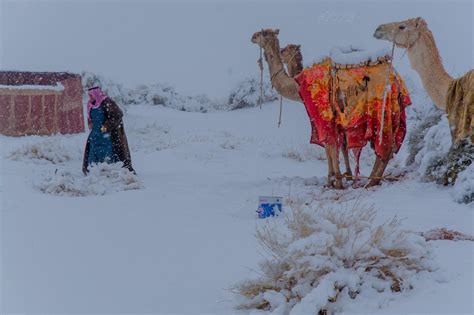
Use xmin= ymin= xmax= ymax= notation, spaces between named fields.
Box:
xmin=446 ymin=69 xmax=474 ymax=144
xmin=329 ymin=45 xmax=392 ymax=66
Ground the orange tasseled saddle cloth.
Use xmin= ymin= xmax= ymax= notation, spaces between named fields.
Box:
xmin=295 ymin=57 xmax=411 ymax=164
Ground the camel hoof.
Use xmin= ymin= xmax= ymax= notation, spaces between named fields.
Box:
xmin=343 ymin=171 xmax=353 ymax=180
xmin=365 ymin=179 xmax=381 ymax=188
xmin=334 ymin=176 xmax=344 ymax=189
xmin=328 ymin=175 xmax=344 ymax=189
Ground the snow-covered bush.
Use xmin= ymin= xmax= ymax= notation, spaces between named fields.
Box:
xmin=425 ymin=139 xmax=473 ymax=185
xmin=406 ymin=107 xmax=444 ymax=166
xmin=82 ymin=72 xmax=188 ymax=109
xmin=227 ymin=77 xmax=278 ymax=110
xmin=128 ymin=122 xmax=177 ymax=153
xmin=8 ymin=139 xmax=81 ymax=165
xmin=81 ymin=71 xmax=131 ymax=107
xmin=235 ymin=200 xmax=434 ymax=314
xmin=219 ymin=137 xmax=241 ymax=150
xmin=81 ymin=72 xmax=280 ymax=113
xmin=413 ymin=117 xmax=452 ymax=175
xmin=126 ymin=83 xmax=181 ymax=107
xmin=451 ymin=163 xmax=474 ymax=204
xmin=283 ymin=149 xmax=306 ymax=162
xmin=37 ymin=163 xmax=142 ymax=197
xmin=402 ymin=85 xmax=473 ymax=203
xmin=283 ymin=144 xmax=326 ymax=162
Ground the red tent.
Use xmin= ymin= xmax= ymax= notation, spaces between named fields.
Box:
xmin=0 ymin=71 xmax=84 ymax=136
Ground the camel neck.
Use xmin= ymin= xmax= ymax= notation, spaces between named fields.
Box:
xmin=286 ymin=53 xmax=303 ymax=77
xmin=407 ymin=30 xmax=453 ymax=110
xmin=263 ymin=38 xmax=287 ymax=82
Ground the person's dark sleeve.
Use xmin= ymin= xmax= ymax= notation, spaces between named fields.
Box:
xmin=82 ymin=138 xmax=90 ymax=175
xmin=102 ymin=98 xmax=123 ymax=132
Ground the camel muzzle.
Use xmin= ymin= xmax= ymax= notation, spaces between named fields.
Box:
xmin=373 ymin=27 xmax=384 ymax=39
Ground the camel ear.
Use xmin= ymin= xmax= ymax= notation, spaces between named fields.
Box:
xmin=415 ymin=17 xmax=425 ymax=28
xmin=275 ymin=29 xmax=280 ymax=35
xmin=296 ymin=45 xmax=301 ymax=49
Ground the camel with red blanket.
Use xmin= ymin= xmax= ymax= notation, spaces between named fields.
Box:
xmin=251 ymin=29 xmax=411 ymax=188
xmin=281 ymin=44 xmax=352 ymax=178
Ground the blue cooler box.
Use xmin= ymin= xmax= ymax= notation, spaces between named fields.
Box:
xmin=257 ymin=196 xmax=283 ymax=218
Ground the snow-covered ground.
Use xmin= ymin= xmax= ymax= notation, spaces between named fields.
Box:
xmin=1 ymin=100 xmax=472 ymax=314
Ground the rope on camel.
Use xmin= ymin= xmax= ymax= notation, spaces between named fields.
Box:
xmin=378 ymin=40 xmax=396 ymax=145
xmin=257 ymin=39 xmax=286 ymax=127
xmin=276 ymin=49 xmax=301 ymax=128
xmin=256 ymin=40 xmax=302 ymax=128
xmin=257 ymin=32 xmax=264 ymax=110
xmin=278 ymin=95 xmax=283 ymax=128
xmin=342 ymin=173 xmax=403 ymax=181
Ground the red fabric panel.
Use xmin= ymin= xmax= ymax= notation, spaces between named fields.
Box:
xmin=14 ymin=95 xmax=29 ymax=135
xmin=31 ymin=95 xmax=43 ymax=134
xmin=44 ymin=95 xmax=57 ymax=133
xmin=295 ymin=71 xmax=339 ymax=147
xmin=70 ymin=107 xmax=85 ymax=133
xmin=0 ymin=95 xmax=12 ymax=134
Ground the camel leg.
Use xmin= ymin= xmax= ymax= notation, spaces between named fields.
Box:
xmin=327 ymin=144 xmax=343 ymax=189
xmin=342 ymin=138 xmax=352 ymax=179
xmin=325 ymin=147 xmax=335 ymax=187
xmin=365 ymin=153 xmax=391 ymax=188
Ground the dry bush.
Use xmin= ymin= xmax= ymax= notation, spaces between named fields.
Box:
xmin=37 ymin=163 xmax=142 ymax=197
xmin=422 ymin=228 xmax=474 ymax=242
xmin=235 ymin=200 xmax=435 ymax=314
xmin=8 ymin=139 xmax=79 ymax=165
xmin=283 ymin=145 xmax=326 ymax=163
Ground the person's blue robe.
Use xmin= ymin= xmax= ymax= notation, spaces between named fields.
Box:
xmin=86 ymin=106 xmax=117 ymax=165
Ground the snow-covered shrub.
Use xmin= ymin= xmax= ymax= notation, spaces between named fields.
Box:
xmin=81 ymin=71 xmax=131 ymax=107
xmin=283 ymin=144 xmax=326 ymax=162
xmin=425 ymin=139 xmax=473 ymax=186
xmin=398 ymin=78 xmax=448 ymax=168
xmin=126 ymin=83 xmax=181 ymax=107
xmin=220 ymin=137 xmax=241 ymax=150
xmin=283 ymin=149 xmax=306 ymax=162
xmin=8 ymin=139 xmax=81 ymax=165
xmin=402 ymin=86 xmax=473 ymax=202
xmin=81 ymin=72 xmax=223 ymax=112
xmin=81 ymin=72 xmax=281 ymax=112
xmin=414 ymin=117 xmax=452 ymax=175
xmin=406 ymin=107 xmax=444 ymax=166
xmin=128 ymin=122 xmax=177 ymax=153
xmin=228 ymin=77 xmax=278 ymax=110
xmin=37 ymin=163 xmax=142 ymax=197
xmin=235 ymin=200 xmax=434 ymax=314
xmin=451 ymin=163 xmax=474 ymax=204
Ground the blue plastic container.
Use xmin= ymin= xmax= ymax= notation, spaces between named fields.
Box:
xmin=257 ymin=196 xmax=283 ymax=218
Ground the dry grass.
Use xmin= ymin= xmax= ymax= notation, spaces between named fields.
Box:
xmin=37 ymin=163 xmax=142 ymax=197
xmin=8 ymin=140 xmax=79 ymax=164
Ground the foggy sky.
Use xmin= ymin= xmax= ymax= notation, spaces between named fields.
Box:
xmin=1 ymin=0 xmax=472 ymax=97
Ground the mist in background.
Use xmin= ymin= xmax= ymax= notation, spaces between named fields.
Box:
xmin=0 ymin=0 xmax=472 ymax=97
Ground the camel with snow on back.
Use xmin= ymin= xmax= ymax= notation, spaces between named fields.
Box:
xmin=252 ymin=29 xmax=412 ymax=188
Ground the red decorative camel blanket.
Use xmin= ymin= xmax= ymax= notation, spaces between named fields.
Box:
xmin=295 ymin=57 xmax=411 ymax=164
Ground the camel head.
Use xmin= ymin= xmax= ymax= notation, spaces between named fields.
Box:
xmin=251 ymin=29 xmax=280 ymax=48
xmin=373 ymin=17 xmax=427 ymax=48
xmin=280 ymin=44 xmax=301 ymax=63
